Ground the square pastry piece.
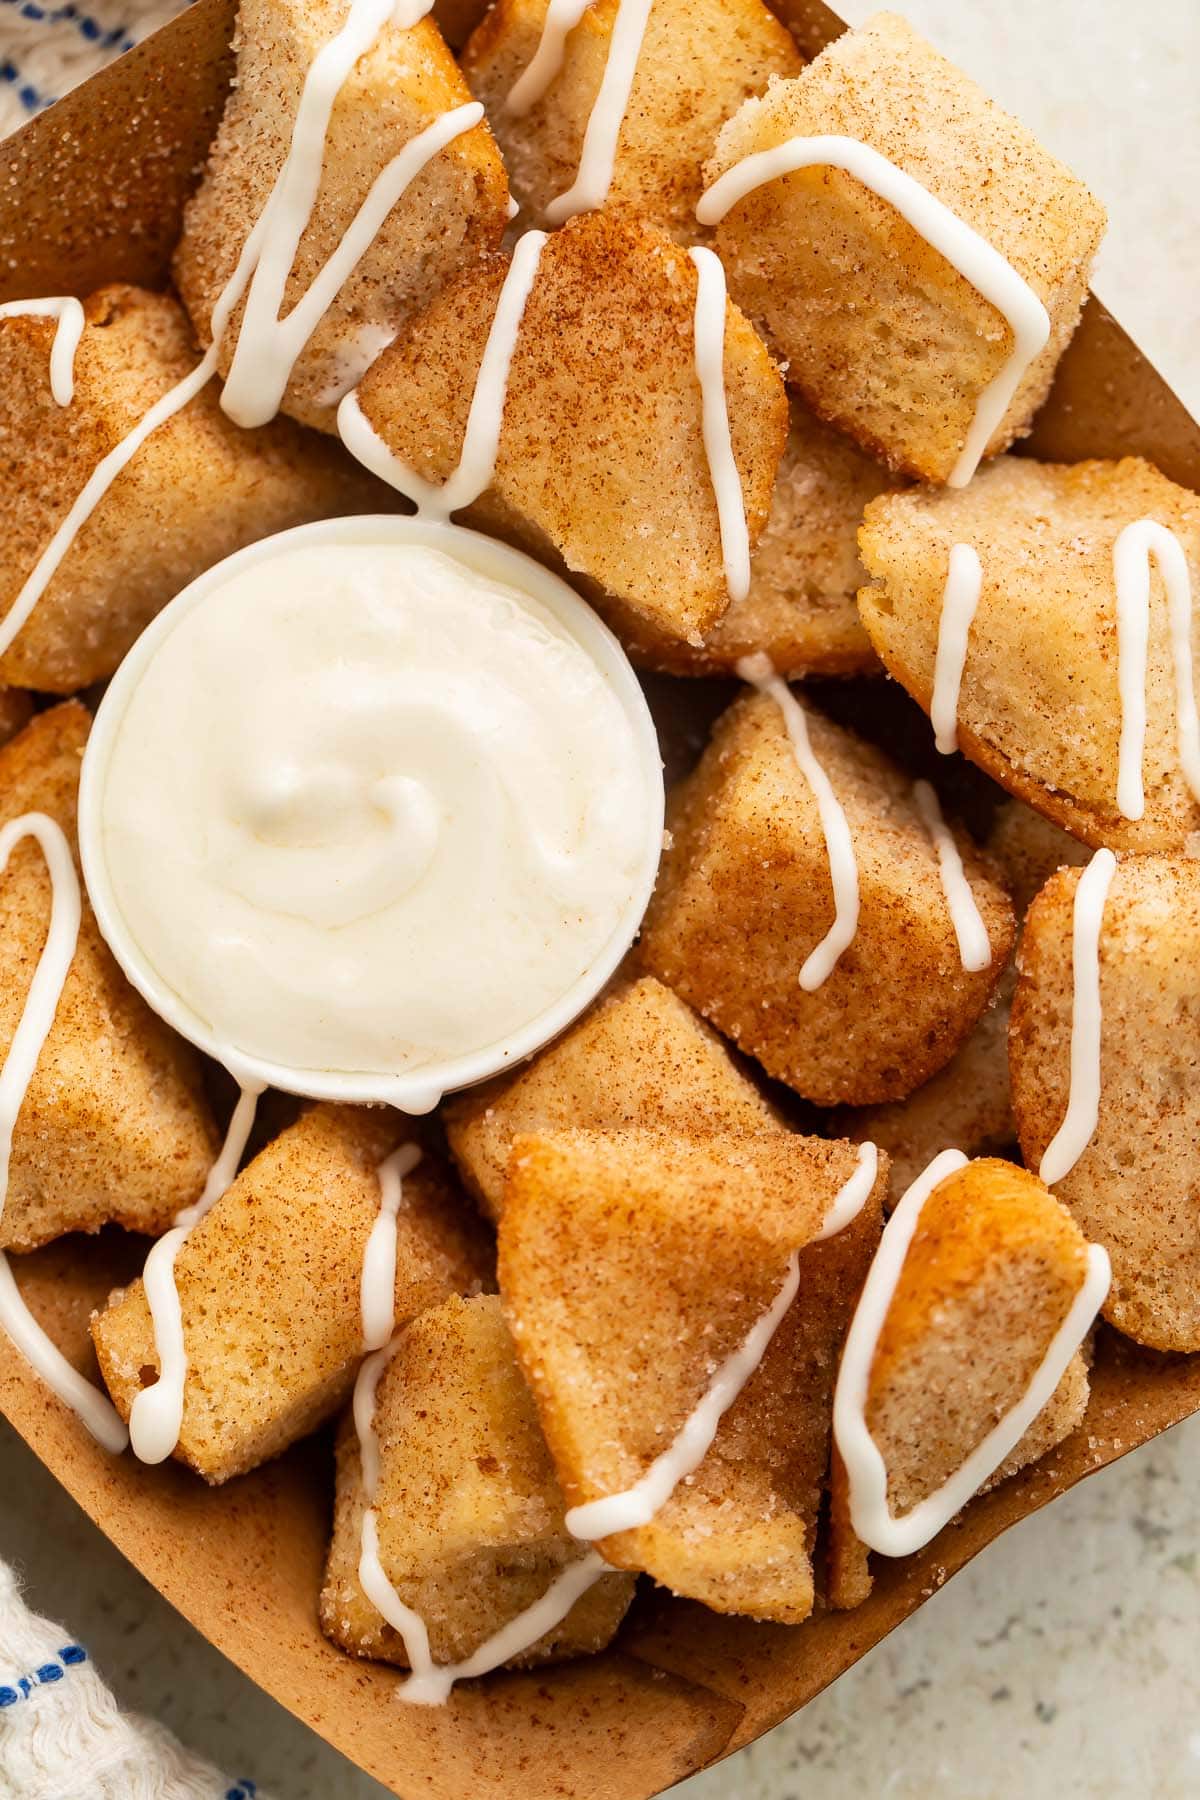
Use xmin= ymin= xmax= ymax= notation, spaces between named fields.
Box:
xmin=500 ymin=1129 xmax=887 ymax=1622
xmin=639 ymin=691 xmax=1014 ymax=1105
xmin=704 ymin=13 xmax=1105 ymax=482
xmin=859 ymin=455 xmax=1200 ymax=851
xmin=175 ymin=0 xmax=509 ymax=431
xmin=444 ymin=974 xmax=780 ymax=1219
xmin=462 ymin=0 xmax=801 ymax=240
xmin=0 ymin=286 xmax=376 ymax=692
xmin=92 ymin=1107 xmax=491 ymax=1483
xmin=353 ymin=208 xmax=787 ymax=645
xmin=0 ymin=703 xmax=217 ymax=1251
xmin=321 ymin=1294 xmax=635 ymax=1668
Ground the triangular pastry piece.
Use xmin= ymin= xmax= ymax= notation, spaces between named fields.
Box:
xmin=92 ymin=1105 xmax=492 ymax=1483
xmin=499 ymin=1128 xmax=887 ymax=1622
xmin=0 ymin=703 xmax=217 ymax=1252
xmin=444 ymin=974 xmax=781 ymax=1220
xmin=174 ymin=0 xmax=510 ymax=432
xmin=353 ymin=208 xmax=787 ymax=644
xmin=1010 ymin=853 xmax=1200 ymax=1350
xmin=638 ymin=690 xmax=1014 ymax=1105
xmin=596 ymin=395 xmax=892 ymax=678
xmin=320 ymin=1294 xmax=635 ymax=1667
xmin=858 ymin=456 xmax=1200 ymax=851
xmin=828 ymin=1157 xmax=1093 ymax=1607
xmin=462 ymin=0 xmax=801 ymax=241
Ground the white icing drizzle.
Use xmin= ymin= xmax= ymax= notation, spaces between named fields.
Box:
xmin=815 ymin=1140 xmax=879 ymax=1242
xmin=543 ymin=0 xmax=653 ymax=225
xmin=564 ymin=1143 xmax=878 ymax=1542
xmin=911 ymin=779 xmax=991 ymax=974
xmin=0 ymin=0 xmax=468 ymax=661
xmin=129 ymin=1082 xmax=263 ymax=1464
xmin=0 ymin=297 xmax=85 ymax=406
xmin=360 ymin=1141 xmax=423 ymax=1353
xmin=930 ymin=543 xmax=982 ymax=754
xmin=0 ymin=813 xmax=127 ymax=1452
xmin=1038 ymin=846 xmax=1117 ymax=1187
xmin=696 ymin=136 xmax=1051 ymax=487
xmin=337 ymin=229 xmax=549 ymax=517
xmin=737 ymin=651 xmax=860 ymax=988
xmin=1113 ymin=518 xmax=1200 ymax=822
xmin=832 ymin=1148 xmax=1112 ymax=1557
xmin=505 ymin=0 xmax=593 ymax=116
xmin=688 ymin=246 xmax=751 ymax=604
xmin=351 ymin=1334 xmax=608 ymax=1706
xmin=0 ymin=347 xmax=222 ymax=663
xmin=220 ymin=96 xmax=484 ymax=430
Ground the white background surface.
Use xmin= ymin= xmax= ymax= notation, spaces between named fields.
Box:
xmin=3 ymin=1 xmax=1199 ymax=1796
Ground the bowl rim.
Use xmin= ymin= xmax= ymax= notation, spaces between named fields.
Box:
xmin=78 ymin=510 xmax=665 ymax=1112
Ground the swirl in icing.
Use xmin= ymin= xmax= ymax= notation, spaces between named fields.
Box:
xmin=1114 ymin=518 xmax=1200 ymax=821
xmin=87 ymin=534 xmax=658 ymax=1106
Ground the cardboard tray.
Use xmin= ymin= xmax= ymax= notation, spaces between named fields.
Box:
xmin=1 ymin=3 xmax=1199 ymax=1795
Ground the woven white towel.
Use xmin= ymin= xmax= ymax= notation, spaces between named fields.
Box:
xmin=0 ymin=0 xmax=187 ymax=134
xmin=0 ymin=1560 xmax=270 ymax=1800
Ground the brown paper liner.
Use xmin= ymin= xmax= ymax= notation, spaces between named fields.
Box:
xmin=0 ymin=2 xmax=1198 ymax=1793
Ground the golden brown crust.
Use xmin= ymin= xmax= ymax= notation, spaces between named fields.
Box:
xmin=0 ymin=286 xmax=379 ymax=692
xmin=594 ymin=397 xmax=893 ymax=677
xmin=320 ymin=1294 xmax=635 ymax=1667
xmin=444 ymin=974 xmax=781 ymax=1219
xmin=1010 ymin=855 xmax=1200 ymax=1350
xmin=499 ymin=1127 xmax=887 ymax=1622
xmin=831 ymin=801 xmax=1088 ymax=1193
xmin=357 ymin=209 xmax=788 ymax=643
xmin=638 ymin=691 xmax=1015 ymax=1105
xmin=0 ymin=703 xmax=218 ymax=1251
xmin=174 ymin=0 xmax=510 ymax=432
xmin=830 ymin=1158 xmax=1091 ymax=1604
xmin=857 ymin=456 xmax=1200 ymax=851
xmin=706 ymin=14 xmax=1105 ymax=481
xmin=92 ymin=1106 xmax=492 ymax=1483
xmin=463 ymin=0 xmax=802 ymax=242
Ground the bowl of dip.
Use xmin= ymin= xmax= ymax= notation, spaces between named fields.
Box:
xmin=78 ymin=513 xmax=665 ymax=1112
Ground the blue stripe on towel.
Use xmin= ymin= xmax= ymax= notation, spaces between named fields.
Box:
xmin=0 ymin=1644 xmax=88 ymax=1705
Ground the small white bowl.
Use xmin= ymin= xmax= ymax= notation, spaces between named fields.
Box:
xmin=79 ymin=514 xmax=665 ymax=1113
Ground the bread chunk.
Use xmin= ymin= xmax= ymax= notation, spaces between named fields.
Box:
xmin=92 ymin=1106 xmax=491 ymax=1483
xmin=859 ymin=456 xmax=1200 ymax=851
xmin=499 ymin=1128 xmax=888 ymax=1622
xmin=832 ymin=801 xmax=1086 ymax=1193
xmin=355 ymin=208 xmax=787 ymax=643
xmin=705 ymin=14 xmax=1104 ymax=481
xmin=174 ymin=0 xmax=509 ymax=433
xmin=320 ymin=1294 xmax=635 ymax=1667
xmin=597 ymin=397 xmax=891 ymax=676
xmin=0 ymin=286 xmax=380 ymax=692
xmin=462 ymin=0 xmax=801 ymax=241
xmin=0 ymin=704 xmax=217 ymax=1251
xmin=639 ymin=691 xmax=1014 ymax=1104
xmin=0 ymin=689 xmax=32 ymax=748
xmin=445 ymin=974 xmax=780 ymax=1219
xmin=1010 ymin=855 xmax=1200 ymax=1350
xmin=829 ymin=1158 xmax=1091 ymax=1605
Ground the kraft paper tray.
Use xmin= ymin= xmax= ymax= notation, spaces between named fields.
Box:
xmin=0 ymin=3 xmax=1198 ymax=1795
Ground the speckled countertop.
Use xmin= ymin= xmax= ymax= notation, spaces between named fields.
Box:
xmin=3 ymin=2 xmax=1199 ymax=1796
